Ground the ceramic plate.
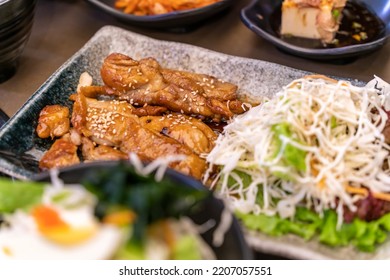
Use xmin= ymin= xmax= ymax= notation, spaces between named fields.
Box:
xmin=85 ymin=0 xmax=235 ymax=29
xmin=0 ymin=25 xmax=377 ymax=260
xmin=241 ymin=0 xmax=390 ymax=60
xmin=0 ymin=25 xmax=316 ymax=180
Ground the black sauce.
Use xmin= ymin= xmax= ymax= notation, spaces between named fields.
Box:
xmin=271 ymin=1 xmax=386 ymax=49
xmin=205 ymin=121 xmax=227 ymax=134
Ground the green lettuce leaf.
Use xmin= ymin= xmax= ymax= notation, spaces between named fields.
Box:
xmin=0 ymin=178 xmax=45 ymax=213
xmin=271 ymin=123 xmax=307 ymax=173
xmin=237 ymin=207 xmax=390 ymax=252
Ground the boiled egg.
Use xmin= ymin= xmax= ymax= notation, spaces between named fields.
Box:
xmin=0 ymin=187 xmax=125 ymax=259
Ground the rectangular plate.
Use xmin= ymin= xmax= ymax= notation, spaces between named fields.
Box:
xmin=1 ymin=25 xmax=381 ymax=260
xmin=0 ymin=25 xmax=310 ymax=180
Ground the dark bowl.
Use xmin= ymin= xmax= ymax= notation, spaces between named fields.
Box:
xmin=0 ymin=0 xmax=36 ymax=83
xmin=0 ymin=2 xmax=35 ymax=37
xmin=84 ymin=0 xmax=235 ymax=29
xmin=240 ymin=0 xmax=390 ymax=60
xmin=34 ymin=160 xmax=253 ymax=260
xmin=0 ymin=20 xmax=34 ymax=53
xmin=0 ymin=0 xmax=32 ymax=24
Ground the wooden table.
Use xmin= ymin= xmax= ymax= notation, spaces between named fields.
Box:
xmin=0 ymin=0 xmax=389 ymax=118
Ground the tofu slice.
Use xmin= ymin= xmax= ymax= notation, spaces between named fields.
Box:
xmin=281 ymin=0 xmax=347 ymax=43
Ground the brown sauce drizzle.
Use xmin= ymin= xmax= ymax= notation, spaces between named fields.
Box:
xmin=205 ymin=120 xmax=227 ymax=134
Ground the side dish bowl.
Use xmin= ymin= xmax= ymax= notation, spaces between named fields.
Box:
xmin=240 ymin=0 xmax=390 ymax=60
xmin=33 ymin=160 xmax=253 ymax=260
xmin=84 ymin=0 xmax=235 ymax=29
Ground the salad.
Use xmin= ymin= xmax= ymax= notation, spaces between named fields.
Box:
xmin=206 ymin=75 xmax=390 ymax=253
xmin=0 ymin=160 xmax=215 ymax=259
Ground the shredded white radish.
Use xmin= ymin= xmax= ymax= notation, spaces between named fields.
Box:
xmin=212 ymin=206 xmax=233 ymax=247
xmin=128 ymin=153 xmax=187 ymax=181
xmin=206 ymin=76 xmax=390 ymax=224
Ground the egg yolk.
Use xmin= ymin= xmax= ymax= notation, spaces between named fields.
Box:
xmin=31 ymin=205 xmax=97 ymax=246
xmin=103 ymin=210 xmax=136 ymax=226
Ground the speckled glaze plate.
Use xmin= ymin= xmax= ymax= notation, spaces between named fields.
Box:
xmin=0 ymin=25 xmax=381 ymax=260
xmin=0 ymin=25 xmax=313 ymax=180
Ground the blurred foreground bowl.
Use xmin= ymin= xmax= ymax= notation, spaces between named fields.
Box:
xmin=0 ymin=0 xmax=37 ymax=83
xmin=34 ymin=160 xmax=253 ymax=260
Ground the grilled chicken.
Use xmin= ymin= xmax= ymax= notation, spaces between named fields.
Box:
xmin=78 ymin=86 xmax=168 ymax=117
xmin=71 ymin=92 xmax=207 ymax=179
xmin=139 ymin=114 xmax=217 ymax=155
xmin=39 ymin=134 xmax=80 ymax=169
xmin=36 ymin=105 xmax=70 ymax=139
xmin=71 ymin=93 xmax=136 ymax=146
xmin=100 ymin=53 xmax=249 ymax=122
xmin=37 ymin=53 xmax=246 ymax=180
xmin=119 ymin=119 xmax=207 ymax=179
xmin=81 ymin=137 xmax=129 ymax=162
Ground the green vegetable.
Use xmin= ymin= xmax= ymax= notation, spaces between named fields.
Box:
xmin=319 ymin=210 xmax=340 ymax=246
xmin=51 ymin=190 xmax=71 ymax=203
xmin=236 ymin=209 xmax=318 ymax=241
xmin=82 ymin=162 xmax=209 ymax=246
xmin=352 ymin=21 xmax=363 ymax=29
xmin=50 ymin=189 xmax=93 ymax=209
xmin=332 ymin=9 xmax=340 ymax=20
xmin=330 ymin=116 xmax=337 ymax=129
xmin=114 ymin=241 xmax=145 ymax=260
xmin=271 ymin=123 xmax=307 ymax=173
xmin=0 ymin=178 xmax=45 ymax=213
xmin=221 ymin=170 xmax=266 ymax=207
xmin=237 ymin=207 xmax=390 ymax=252
xmin=173 ymin=235 xmax=203 ymax=260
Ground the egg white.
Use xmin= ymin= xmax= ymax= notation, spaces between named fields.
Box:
xmin=0 ymin=187 xmax=124 ymax=260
